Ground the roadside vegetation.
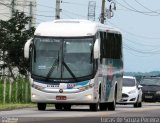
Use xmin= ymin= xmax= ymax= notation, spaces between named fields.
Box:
xmin=0 ymin=77 xmax=31 ymax=104
xmin=0 ymin=103 xmax=35 ymax=110
xmin=0 ymin=77 xmax=34 ymax=110
xmin=0 ymin=11 xmax=35 ymax=110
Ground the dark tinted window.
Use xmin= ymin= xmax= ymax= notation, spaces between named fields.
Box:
xmin=123 ymin=78 xmax=136 ymax=87
xmin=100 ymin=32 xmax=122 ymax=59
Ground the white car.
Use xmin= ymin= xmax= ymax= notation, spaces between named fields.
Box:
xmin=118 ymin=76 xmax=142 ymax=108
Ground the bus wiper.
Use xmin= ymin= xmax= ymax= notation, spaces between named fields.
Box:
xmin=90 ymin=48 xmax=93 ymax=63
xmin=62 ymin=61 xmax=78 ymax=82
xmin=45 ymin=52 xmax=59 ymax=80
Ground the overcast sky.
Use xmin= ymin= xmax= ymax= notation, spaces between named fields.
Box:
xmin=37 ymin=0 xmax=160 ymax=72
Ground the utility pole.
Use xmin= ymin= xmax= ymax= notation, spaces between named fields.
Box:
xmin=29 ymin=2 xmax=33 ymax=29
xmin=55 ymin=0 xmax=61 ymax=19
xmin=100 ymin=0 xmax=105 ymax=24
xmin=11 ymin=0 xmax=15 ymax=17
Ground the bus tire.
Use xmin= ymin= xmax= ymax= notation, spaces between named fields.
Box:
xmin=108 ymin=87 xmax=117 ymax=111
xmin=37 ymin=103 xmax=46 ymax=111
xmin=55 ymin=104 xmax=63 ymax=110
xmin=89 ymin=103 xmax=98 ymax=111
xmin=107 ymin=101 xmax=116 ymax=111
xmin=99 ymin=103 xmax=107 ymax=110
xmin=63 ymin=104 xmax=71 ymax=111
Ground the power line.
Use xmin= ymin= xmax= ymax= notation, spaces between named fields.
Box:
xmin=37 ymin=4 xmax=55 ymax=9
xmin=107 ymin=21 xmax=160 ymax=40
xmin=61 ymin=11 xmax=74 ymax=19
xmin=124 ymin=43 xmax=160 ymax=54
xmin=62 ymin=8 xmax=87 ymax=18
xmin=124 ymin=37 xmax=160 ymax=48
xmin=134 ymin=0 xmax=160 ymax=15
xmin=116 ymin=0 xmax=160 ymax=16
xmin=0 ymin=2 xmax=54 ymax=18
xmin=62 ymin=1 xmax=88 ymax=7
xmin=123 ymin=48 xmax=155 ymax=57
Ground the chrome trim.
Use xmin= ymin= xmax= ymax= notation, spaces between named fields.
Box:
xmin=42 ymin=88 xmax=80 ymax=93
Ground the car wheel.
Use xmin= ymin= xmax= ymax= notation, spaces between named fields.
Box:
xmin=138 ymin=102 xmax=142 ymax=107
xmin=134 ymin=96 xmax=141 ymax=108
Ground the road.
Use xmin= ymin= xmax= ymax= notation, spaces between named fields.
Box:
xmin=1 ymin=103 xmax=160 ymax=123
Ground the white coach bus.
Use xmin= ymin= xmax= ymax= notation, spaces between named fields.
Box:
xmin=24 ymin=19 xmax=123 ymax=111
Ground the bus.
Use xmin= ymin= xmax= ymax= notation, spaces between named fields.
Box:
xmin=24 ymin=19 xmax=123 ymax=111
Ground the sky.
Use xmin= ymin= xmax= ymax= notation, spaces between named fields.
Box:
xmin=37 ymin=0 xmax=160 ymax=73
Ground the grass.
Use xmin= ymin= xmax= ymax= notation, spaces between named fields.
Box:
xmin=0 ymin=103 xmax=36 ymax=110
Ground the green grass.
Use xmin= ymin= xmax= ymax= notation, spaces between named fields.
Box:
xmin=0 ymin=103 xmax=36 ymax=110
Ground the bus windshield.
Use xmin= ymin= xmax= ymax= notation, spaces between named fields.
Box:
xmin=31 ymin=36 xmax=94 ymax=81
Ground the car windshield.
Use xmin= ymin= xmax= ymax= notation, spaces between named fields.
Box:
xmin=123 ymin=78 xmax=136 ymax=87
xmin=31 ymin=36 xmax=94 ymax=81
xmin=140 ymin=78 xmax=160 ymax=86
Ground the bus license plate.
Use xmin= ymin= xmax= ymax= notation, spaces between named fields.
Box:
xmin=56 ymin=96 xmax=67 ymax=100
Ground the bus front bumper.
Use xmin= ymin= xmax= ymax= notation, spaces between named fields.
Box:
xmin=31 ymin=87 xmax=98 ymax=104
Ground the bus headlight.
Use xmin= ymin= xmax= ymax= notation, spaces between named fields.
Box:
xmin=77 ymin=82 xmax=95 ymax=92
xmin=86 ymin=94 xmax=93 ymax=100
xmin=32 ymin=94 xmax=36 ymax=98
xmin=32 ymin=84 xmax=45 ymax=91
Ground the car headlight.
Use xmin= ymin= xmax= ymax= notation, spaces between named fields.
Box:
xmin=156 ymin=91 xmax=160 ymax=95
xmin=128 ymin=90 xmax=136 ymax=94
xmin=77 ymin=82 xmax=95 ymax=92
xmin=32 ymin=84 xmax=45 ymax=91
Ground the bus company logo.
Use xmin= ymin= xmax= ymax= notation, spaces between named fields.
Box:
xmin=107 ymin=64 xmax=113 ymax=81
xmin=59 ymin=89 xmax=63 ymax=93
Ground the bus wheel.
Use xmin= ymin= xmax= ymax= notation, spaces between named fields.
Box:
xmin=108 ymin=85 xmax=117 ymax=111
xmin=89 ymin=103 xmax=98 ymax=111
xmin=99 ymin=103 xmax=107 ymax=111
xmin=107 ymin=101 xmax=115 ymax=111
xmin=37 ymin=103 xmax=46 ymax=111
xmin=108 ymin=92 xmax=116 ymax=111
xmin=63 ymin=104 xmax=71 ymax=111
xmin=55 ymin=104 xmax=63 ymax=110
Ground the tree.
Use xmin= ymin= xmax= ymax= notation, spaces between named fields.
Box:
xmin=0 ymin=11 xmax=35 ymax=80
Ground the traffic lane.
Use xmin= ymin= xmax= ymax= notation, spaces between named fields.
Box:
xmin=18 ymin=117 xmax=101 ymax=123
xmin=1 ymin=103 xmax=160 ymax=117
xmin=1 ymin=103 xmax=160 ymax=123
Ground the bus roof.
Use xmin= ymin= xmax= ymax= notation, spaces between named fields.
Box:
xmin=35 ymin=19 xmax=121 ymax=37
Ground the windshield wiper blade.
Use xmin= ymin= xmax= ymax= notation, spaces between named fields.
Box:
xmin=90 ymin=47 xmax=93 ymax=63
xmin=62 ymin=61 xmax=78 ymax=82
xmin=46 ymin=52 xmax=59 ymax=80
xmin=33 ymin=43 xmax=36 ymax=63
xmin=45 ymin=59 xmax=59 ymax=80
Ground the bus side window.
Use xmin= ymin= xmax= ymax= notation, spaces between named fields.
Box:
xmin=100 ymin=32 xmax=122 ymax=59
xmin=105 ymin=33 xmax=122 ymax=59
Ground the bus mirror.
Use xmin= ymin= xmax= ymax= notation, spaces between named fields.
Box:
xmin=94 ymin=39 xmax=100 ymax=59
xmin=24 ymin=39 xmax=32 ymax=59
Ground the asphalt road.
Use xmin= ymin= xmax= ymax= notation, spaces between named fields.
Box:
xmin=1 ymin=103 xmax=160 ymax=123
